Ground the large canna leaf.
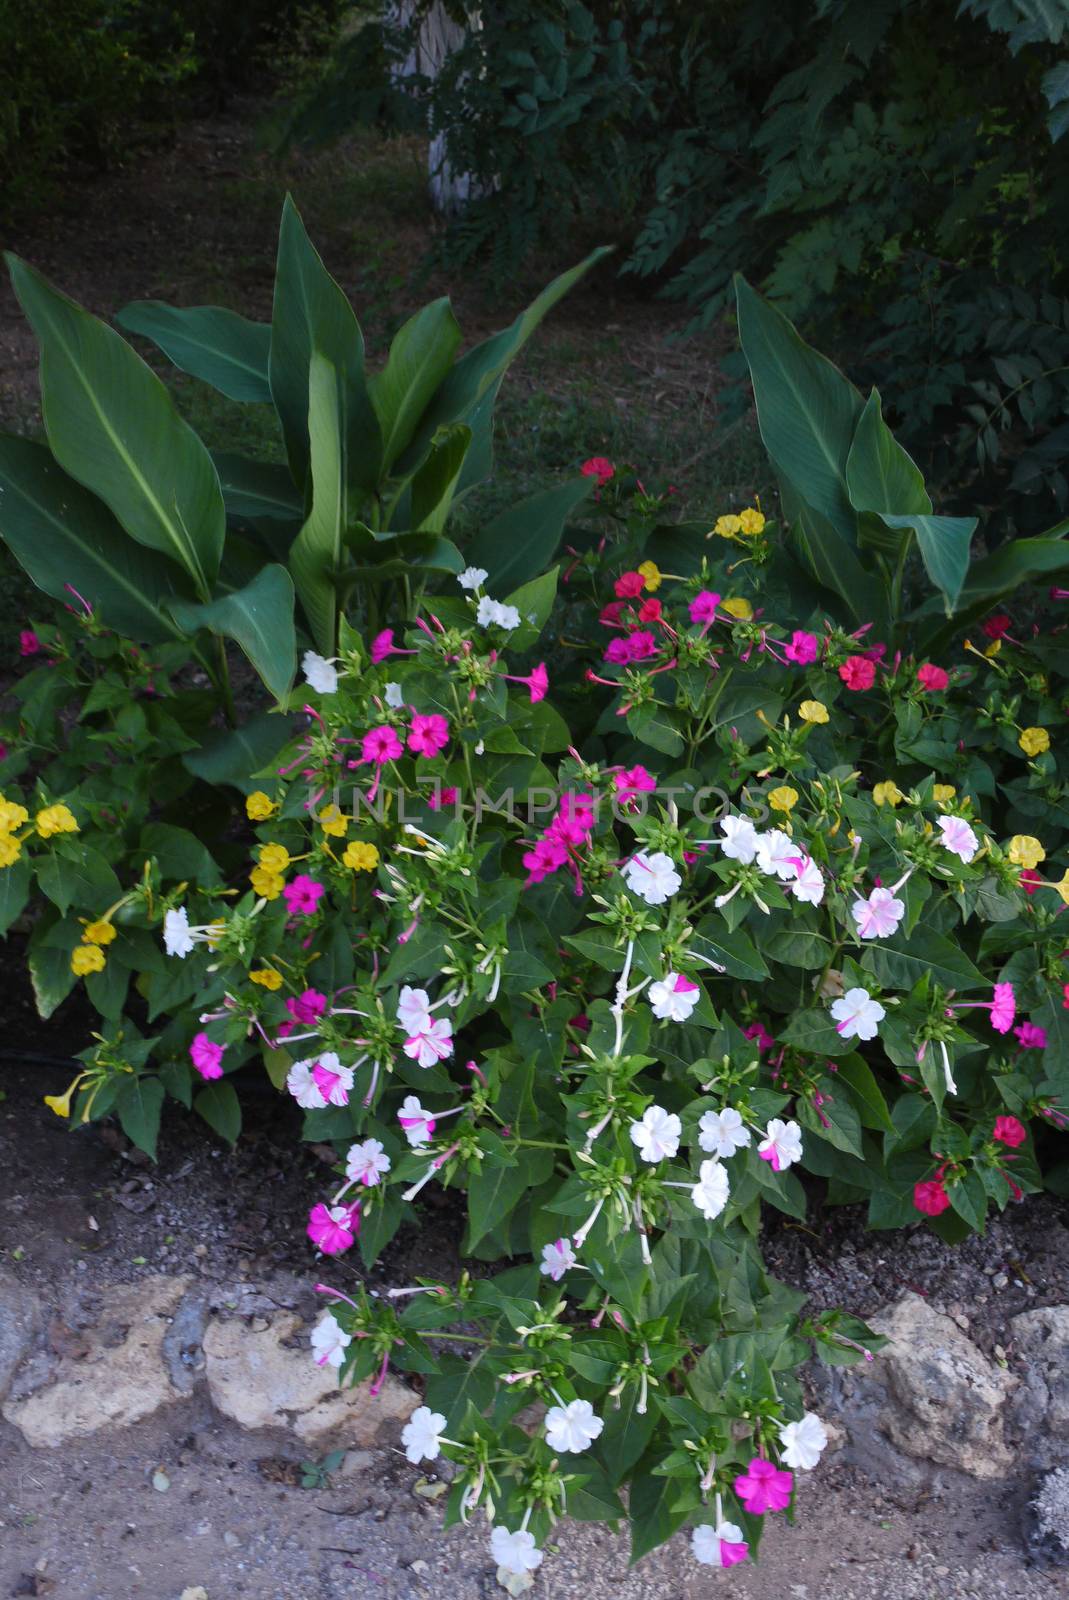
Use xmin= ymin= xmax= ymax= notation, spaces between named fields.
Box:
xmin=876 ymin=513 xmax=977 ymax=616
xmin=368 ymin=299 xmax=462 ymax=473
xmin=212 ymin=452 xmax=304 ymax=522
xmin=116 ymin=301 xmax=272 ymax=403
xmin=0 ymin=436 xmax=191 ymax=642
xmin=845 ymin=390 xmax=931 ymax=518
xmin=912 ymin=524 xmax=1069 ymax=648
xmin=169 ymin=564 xmax=297 ymax=701
xmin=465 ymin=476 xmax=595 ymax=589
xmin=6 ymin=255 xmax=225 ymax=597
xmin=288 ymin=350 xmax=347 ymax=654
xmin=269 ymin=196 xmax=381 ymax=496
xmin=410 ymin=424 xmax=472 ymax=532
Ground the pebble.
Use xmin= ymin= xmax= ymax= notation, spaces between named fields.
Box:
xmin=993 ymin=1272 xmax=1008 ymax=1288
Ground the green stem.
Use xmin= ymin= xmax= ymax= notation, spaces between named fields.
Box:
xmin=215 ymin=637 xmax=236 ymax=727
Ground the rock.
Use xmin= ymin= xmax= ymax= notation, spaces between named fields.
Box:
xmin=2 ymin=1276 xmax=190 ymax=1447
xmin=0 ymin=1268 xmax=41 ymax=1402
xmin=201 ymin=1310 xmax=416 ymax=1445
xmin=1029 ymin=1465 xmax=1069 ymax=1565
xmin=1011 ymin=1306 xmax=1069 ymax=1442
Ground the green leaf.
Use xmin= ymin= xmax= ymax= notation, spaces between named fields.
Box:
xmin=213 ymin=453 xmax=303 ymax=522
xmin=194 ymin=1080 xmax=241 ymax=1145
xmin=836 ymin=1055 xmax=894 ymax=1134
xmin=269 ymin=195 xmax=381 ymax=495
xmin=862 ymin=928 xmax=987 ymax=993
xmin=28 ymin=935 xmax=76 ymax=1020
xmin=116 ymin=301 xmax=272 ymax=403
xmin=628 ymin=1453 xmax=693 ymax=1563
xmin=600 ymin=1382 xmax=659 ymax=1486
xmin=369 ymin=299 xmax=461 ymax=474
xmin=465 ymin=477 xmax=594 ymax=589
xmin=7 ymin=254 xmax=224 ymax=596
xmin=170 ymin=564 xmax=296 ymax=701
xmin=139 ymin=823 xmax=219 ymax=882
xmin=845 ymin=389 xmax=932 ymax=518
xmin=183 ymin=711 xmax=292 ymax=791
xmin=410 ymin=424 xmax=472 ymax=533
xmin=36 ymin=843 xmax=120 ymax=916
xmin=626 ymin=701 xmax=684 ymax=757
xmin=502 ymin=566 xmax=559 ymax=641
xmin=289 ymin=350 xmax=347 ymax=653
xmin=0 ymin=437 xmax=190 ymax=643
xmin=467 ymin=1149 xmax=550 ymax=1250
xmin=116 ymin=1077 xmax=164 ymax=1160
xmin=876 ymin=514 xmax=977 ymax=616
xmin=691 ymin=921 xmax=769 ymax=981
xmin=0 ymin=856 xmax=31 ymax=934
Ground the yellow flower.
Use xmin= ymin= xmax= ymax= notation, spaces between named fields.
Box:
xmin=246 ymin=791 xmax=277 ymax=822
xmin=36 ymin=803 xmax=78 ymax=838
xmin=768 ymin=785 xmax=799 ymax=813
xmin=71 ymin=943 xmax=106 ymax=976
xmin=249 ymin=967 xmax=283 ymax=990
xmin=873 ymin=780 xmax=905 ymax=808
xmin=1050 ymin=868 xmax=1069 ymax=907
xmin=205 ymin=918 xmax=226 ymax=948
xmin=258 ymin=842 xmax=290 ymax=874
xmin=1019 ymin=726 xmax=1050 ymax=757
xmin=713 ymin=513 xmax=742 ymax=540
xmin=737 ymin=507 xmax=766 ymax=536
xmin=798 ymin=699 xmax=829 ymax=725
xmin=721 ymin=597 xmax=753 ymax=621
xmin=985 ymin=639 xmax=1002 ymax=658
xmin=83 ymin=919 xmax=116 ymax=945
xmin=343 ymin=840 xmax=380 ymax=872
xmin=250 ymin=866 xmax=285 ymax=900
xmin=1007 ymin=834 xmax=1045 ymax=870
xmin=0 ymin=797 xmax=29 ymax=832
xmin=44 ymin=1077 xmax=83 ymax=1119
xmin=318 ymin=804 xmax=349 ymax=838
xmin=932 ymin=784 xmax=956 ymax=805
xmin=637 ymin=560 xmax=662 ymax=592
xmin=0 ymin=834 xmax=21 ymax=868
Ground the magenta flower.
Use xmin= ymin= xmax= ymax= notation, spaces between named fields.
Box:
xmin=993 ymin=1115 xmax=1027 ymax=1148
xmin=307 ymin=1201 xmax=360 ymax=1254
xmin=604 ymin=636 xmax=633 ymax=664
xmin=917 ymin=662 xmax=949 ymax=692
xmin=284 ymin=874 xmax=325 ymax=916
xmin=287 ymin=988 xmax=328 ymax=1026
xmin=427 ymin=785 xmax=458 ymax=811
xmin=370 ymin=629 xmax=415 ymax=664
xmin=839 ymin=655 xmax=876 ymax=690
xmin=189 ymin=1032 xmax=224 ymax=1081
xmin=689 ymin=590 xmax=721 ymax=625
xmin=733 ymin=1457 xmax=793 ymax=1514
xmin=614 ymin=764 xmax=657 ymax=805
xmin=19 ymin=630 xmax=40 ymax=657
xmin=614 ymin=570 xmax=645 ymax=599
xmin=581 ymin=456 xmax=615 ymax=486
xmin=626 ymin=630 xmax=658 ymax=661
xmin=504 ymin=662 xmax=548 ymax=703
xmin=407 ymin=713 xmax=450 ymax=758
xmin=990 ymin=982 xmax=1016 ymax=1033
xmin=784 ymin=630 xmax=818 ymax=665
xmin=361 ymin=724 xmax=404 ymax=765
xmin=1014 ymin=1020 xmax=1047 ymax=1050
xmin=743 ymin=1021 xmax=775 ymax=1054
xmin=523 ymin=836 xmax=569 ymax=884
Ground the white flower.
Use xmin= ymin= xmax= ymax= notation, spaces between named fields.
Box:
xmin=302 ymin=650 xmax=338 ymax=694
xmin=496 ymin=603 xmax=521 ymax=630
xmin=692 ymin=1521 xmax=746 ymax=1567
xmin=719 ymin=814 xmax=760 ymax=863
xmin=313 ymin=1051 xmax=355 ymax=1107
xmin=458 ymin=566 xmax=488 ymax=591
xmin=755 ymin=828 xmax=798 ymax=879
xmin=691 ymin=1158 xmax=730 ymax=1220
xmin=790 ymin=855 xmax=825 ymax=905
xmin=476 ymin=596 xmax=522 ymax=631
xmin=397 ymin=1094 xmax=436 ymax=1147
xmin=698 ymin=1106 xmax=751 ymax=1158
xmin=544 ymin=1398 xmax=604 ymax=1453
xmin=937 ymin=814 xmax=979 ymax=863
xmin=758 ymin=1118 xmax=804 ymax=1172
xmin=310 ymin=1311 xmax=350 ymax=1370
xmin=286 ymin=1059 xmax=327 ymax=1110
xmin=540 ymin=1237 xmax=577 ymax=1281
xmin=396 ymin=985 xmax=433 ymax=1033
xmin=830 ymin=985 xmax=885 ymax=1041
xmin=778 ymin=1411 xmax=828 ymax=1471
xmin=384 ymin=681 xmax=405 ymax=709
xmin=490 ymin=1527 xmax=543 ymax=1576
xmin=163 ymin=906 xmax=194 ymax=958
xmin=345 ymin=1137 xmax=391 ymax=1186
xmin=629 ymin=1104 xmax=682 ymax=1163
xmin=401 ymin=1404 xmax=448 ymax=1464
xmin=851 ymin=886 xmax=905 ymax=940
xmin=623 ymin=850 xmax=682 ymax=905
xmin=403 ymin=1016 xmax=454 ymax=1068
xmin=648 ymin=972 xmax=700 ymax=1022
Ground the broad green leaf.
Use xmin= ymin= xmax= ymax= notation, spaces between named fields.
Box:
xmin=465 ymin=477 xmax=595 ymax=589
xmin=628 ymin=1454 xmax=694 ymax=1563
xmin=269 ymin=195 xmax=381 ymax=495
xmin=194 ymin=1080 xmax=241 ymax=1145
xmin=785 ymin=491 xmax=887 ymax=632
xmin=7 ymin=255 xmax=225 ymax=596
xmin=876 ymin=513 xmax=977 ymax=615
xmin=337 ymin=528 xmax=465 ymax=581
xmin=692 ymin=921 xmax=769 ymax=981
xmin=116 ymin=1077 xmax=165 ymax=1160
xmin=28 ymin=932 xmax=76 ymax=1020
xmin=845 ymin=388 xmax=932 ymax=517
xmin=139 ymin=823 xmax=219 ymax=882
xmin=0 ymin=855 xmax=31 ymax=934
xmin=599 ymin=1382 xmax=658 ymax=1485
xmin=503 ymin=565 xmax=559 ymax=641
xmin=213 ymin=452 xmax=303 ymax=522
xmin=467 ymin=1148 xmax=552 ymax=1250
xmin=369 ymin=299 xmax=461 ymax=473
xmin=170 ymin=563 xmax=296 ymax=701
xmin=0 ymin=437 xmax=190 ymax=643
xmin=116 ymin=301 xmax=272 ymax=403
xmin=410 ymin=424 xmax=472 ymax=532
xmin=183 ymin=711 xmax=293 ymax=791
xmin=36 ymin=843 xmax=120 ymax=916
xmin=289 ymin=350 xmax=347 ymax=653
xmin=862 ymin=928 xmax=987 ymax=993
xmin=836 ymin=1055 xmax=894 ymax=1134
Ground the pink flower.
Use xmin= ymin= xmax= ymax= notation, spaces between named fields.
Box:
xmin=614 ymin=571 xmax=645 ymax=599
xmin=784 ymin=630 xmax=818 ymax=665
xmin=284 ymin=874 xmax=325 ymax=916
xmin=733 ymin=1457 xmax=793 ymax=1514
xmin=936 ymin=814 xmax=979 ymax=863
xmin=604 ymin=636 xmax=633 ymax=664
xmin=990 ymin=982 xmax=1016 ymax=1033
xmin=189 ymin=1032 xmax=224 ymax=1081
xmin=993 ymin=1115 xmax=1026 ymax=1148
xmin=743 ymin=1021 xmax=775 ymax=1054
xmin=851 ymin=886 xmax=905 ymax=941
xmin=427 ymin=785 xmax=458 ymax=811
xmin=370 ymin=629 xmax=413 ymax=664
xmin=505 ymin=663 xmax=549 ymax=702
xmin=307 ymin=1201 xmax=360 ymax=1254
xmin=839 ymin=655 xmax=876 ymax=691
xmin=287 ymin=988 xmax=328 ymax=1026
xmin=309 ymin=1052 xmax=354 ymax=1107
xmin=599 ymin=600 xmax=625 ymax=627
xmin=1020 ymin=869 xmax=1042 ymax=896
xmin=624 ymin=630 xmax=658 ymax=661
xmin=523 ymin=836 xmax=568 ymax=884
xmin=361 ymin=724 xmax=404 ymax=765
xmin=983 ymin=614 xmax=1011 ymax=639
xmin=614 ymin=765 xmax=657 ymax=805
xmin=689 ymin=590 xmax=721 ymax=625
xmin=917 ymin=663 xmax=949 ymax=692
xmin=1014 ymin=1021 xmax=1047 ymax=1050
xmin=407 ymin=713 xmax=449 ymax=758
xmin=914 ymin=1178 xmax=950 ymax=1216
xmin=638 ymin=598 xmax=662 ymax=623
xmin=581 ymin=456 xmax=614 ymax=486
xmin=1063 ymin=982 xmax=1069 ymax=1010
xmin=19 ymin=630 xmax=40 ymax=656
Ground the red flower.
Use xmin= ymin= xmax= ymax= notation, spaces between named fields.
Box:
xmin=913 ymin=1178 xmax=950 ymax=1216
xmin=638 ymin=598 xmax=662 ymax=622
xmin=1020 ymin=868 xmax=1042 ymax=896
xmin=993 ymin=1115 xmax=1026 ymax=1148
xmin=839 ymin=655 xmax=876 ymax=691
xmin=916 ymin=663 xmax=949 ymax=692
xmin=614 ymin=571 xmax=644 ymax=599
xmin=983 ymin=613 xmax=1011 ymax=639
xmin=599 ymin=600 xmax=625 ymax=627
xmin=580 ymin=456 xmax=614 ymax=486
